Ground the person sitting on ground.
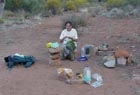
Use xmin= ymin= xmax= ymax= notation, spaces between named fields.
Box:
xmin=59 ymin=21 xmax=78 ymax=61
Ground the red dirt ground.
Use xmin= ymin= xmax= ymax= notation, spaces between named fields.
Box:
xmin=0 ymin=15 xmax=140 ymax=95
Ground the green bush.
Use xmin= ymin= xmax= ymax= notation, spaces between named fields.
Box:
xmin=45 ymin=0 xmax=62 ymax=15
xmin=3 ymin=11 xmax=15 ymax=18
xmin=62 ymin=14 xmax=87 ymax=29
xmin=5 ymin=0 xmax=44 ymax=13
xmin=0 ymin=18 xmax=4 ymax=24
xmin=106 ymin=0 xmax=125 ymax=8
xmin=88 ymin=0 xmax=98 ymax=3
xmin=5 ymin=0 xmax=20 ymax=11
xmin=21 ymin=0 xmax=44 ymax=13
xmin=65 ymin=0 xmax=77 ymax=11
xmin=64 ymin=0 xmax=89 ymax=11
xmin=75 ymin=0 xmax=89 ymax=9
xmin=126 ymin=0 xmax=140 ymax=6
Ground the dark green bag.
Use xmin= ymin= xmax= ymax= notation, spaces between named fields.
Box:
xmin=66 ymin=40 xmax=76 ymax=52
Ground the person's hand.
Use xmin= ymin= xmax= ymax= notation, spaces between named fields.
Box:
xmin=64 ymin=36 xmax=72 ymax=39
xmin=68 ymin=36 xmax=74 ymax=40
xmin=64 ymin=36 xmax=69 ymax=39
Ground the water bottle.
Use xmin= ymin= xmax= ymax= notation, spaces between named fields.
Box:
xmin=83 ymin=66 xmax=91 ymax=84
xmin=81 ymin=47 xmax=86 ymax=57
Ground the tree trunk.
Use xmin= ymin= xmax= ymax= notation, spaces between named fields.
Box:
xmin=0 ymin=0 xmax=5 ymax=18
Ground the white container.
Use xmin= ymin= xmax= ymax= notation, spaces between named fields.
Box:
xmin=81 ymin=47 xmax=86 ymax=57
xmin=117 ymin=57 xmax=126 ymax=65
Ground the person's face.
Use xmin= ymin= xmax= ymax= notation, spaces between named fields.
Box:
xmin=66 ymin=23 xmax=72 ymax=31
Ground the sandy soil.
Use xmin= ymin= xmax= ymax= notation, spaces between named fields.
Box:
xmin=0 ymin=15 xmax=140 ymax=95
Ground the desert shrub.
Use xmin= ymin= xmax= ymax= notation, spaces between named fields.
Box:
xmin=3 ymin=10 xmax=28 ymax=22
xmin=126 ymin=0 xmax=140 ymax=6
xmin=0 ymin=18 xmax=4 ymax=23
xmin=5 ymin=0 xmax=20 ymax=11
xmin=64 ymin=0 xmax=89 ymax=11
xmin=106 ymin=0 xmax=126 ymax=8
xmin=3 ymin=11 xmax=16 ymax=18
xmin=65 ymin=0 xmax=77 ymax=11
xmin=74 ymin=0 xmax=89 ymax=9
xmin=62 ymin=14 xmax=87 ymax=29
xmin=88 ymin=0 xmax=98 ymax=3
xmin=21 ymin=0 xmax=44 ymax=13
xmin=5 ymin=0 xmax=44 ymax=13
xmin=45 ymin=0 xmax=62 ymax=15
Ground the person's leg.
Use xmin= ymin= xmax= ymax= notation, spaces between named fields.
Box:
xmin=60 ymin=45 xmax=70 ymax=60
xmin=68 ymin=45 xmax=77 ymax=61
xmin=69 ymin=51 xmax=75 ymax=61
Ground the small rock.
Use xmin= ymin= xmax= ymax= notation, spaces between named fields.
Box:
xmin=79 ymin=8 xmax=88 ymax=13
xmin=130 ymin=46 xmax=135 ymax=48
xmin=33 ymin=16 xmax=42 ymax=21
xmin=132 ymin=74 xmax=140 ymax=80
xmin=104 ymin=60 xmax=116 ymax=68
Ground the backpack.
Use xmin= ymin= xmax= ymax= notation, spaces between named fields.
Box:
xmin=4 ymin=55 xmax=36 ymax=69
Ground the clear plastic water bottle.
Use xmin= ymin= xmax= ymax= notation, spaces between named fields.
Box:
xmin=83 ymin=66 xmax=91 ymax=84
xmin=81 ymin=47 xmax=86 ymax=57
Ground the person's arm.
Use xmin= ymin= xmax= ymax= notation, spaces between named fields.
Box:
xmin=70 ymin=29 xmax=78 ymax=42
xmin=59 ymin=30 xmax=65 ymax=43
xmin=60 ymin=36 xmax=68 ymax=43
xmin=68 ymin=36 xmax=78 ymax=42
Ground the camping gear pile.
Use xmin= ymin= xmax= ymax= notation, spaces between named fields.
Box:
xmin=4 ymin=53 xmax=36 ymax=69
xmin=103 ymin=49 xmax=131 ymax=68
xmin=78 ymin=43 xmax=133 ymax=68
xmin=47 ymin=42 xmax=62 ymax=66
xmin=57 ymin=67 xmax=103 ymax=88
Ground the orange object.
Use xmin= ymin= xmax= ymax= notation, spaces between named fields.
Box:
xmin=114 ymin=50 xmax=131 ymax=64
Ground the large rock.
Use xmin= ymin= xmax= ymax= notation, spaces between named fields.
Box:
xmin=48 ymin=47 xmax=62 ymax=54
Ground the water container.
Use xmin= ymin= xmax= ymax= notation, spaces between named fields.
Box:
xmin=83 ymin=66 xmax=91 ymax=84
xmin=84 ymin=45 xmax=92 ymax=57
xmin=81 ymin=45 xmax=94 ymax=58
xmin=81 ymin=47 xmax=86 ymax=57
xmin=117 ymin=57 xmax=126 ymax=65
